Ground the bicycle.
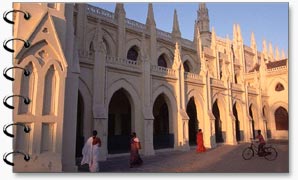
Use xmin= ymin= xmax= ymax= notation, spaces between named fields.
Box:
xmin=242 ymin=138 xmax=278 ymax=161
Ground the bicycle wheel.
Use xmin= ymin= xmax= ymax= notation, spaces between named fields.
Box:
xmin=264 ymin=147 xmax=278 ymax=161
xmin=242 ymin=147 xmax=254 ymax=160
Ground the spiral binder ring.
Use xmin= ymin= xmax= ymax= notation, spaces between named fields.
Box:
xmin=3 ymin=95 xmax=30 ymax=110
xmin=3 ymin=38 xmax=30 ymax=53
xmin=3 ymin=66 xmax=30 ymax=81
xmin=3 ymin=7 xmax=32 ymax=168
xmin=3 ymin=151 xmax=30 ymax=166
xmin=3 ymin=10 xmax=31 ymax=24
xmin=3 ymin=123 xmax=31 ymax=138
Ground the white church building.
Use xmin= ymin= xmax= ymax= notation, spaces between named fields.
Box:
xmin=12 ymin=2 xmax=288 ymax=172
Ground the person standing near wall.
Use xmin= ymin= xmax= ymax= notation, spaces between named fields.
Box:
xmin=81 ymin=130 xmax=101 ymax=172
xmin=130 ymin=132 xmax=143 ymax=168
xmin=196 ymin=129 xmax=206 ymax=153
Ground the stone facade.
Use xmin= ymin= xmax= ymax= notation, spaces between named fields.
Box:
xmin=12 ymin=3 xmax=288 ymax=172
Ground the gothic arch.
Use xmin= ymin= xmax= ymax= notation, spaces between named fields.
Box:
xmin=126 ymin=45 xmax=140 ymax=61
xmin=18 ymin=62 xmax=35 ymax=115
xmin=182 ymin=54 xmax=196 ymax=73
xmin=78 ymin=77 xmax=93 ymax=140
xmin=232 ymin=100 xmax=244 ymax=141
xmin=102 ymin=28 xmax=116 ymax=56
xmin=186 ymin=89 xmax=205 ymax=128
xmin=19 ymin=55 xmax=42 ymax=72
xmin=86 ymin=27 xmax=116 ymax=56
xmin=17 ymin=39 xmax=66 ymax=70
xmin=152 ymin=84 xmax=178 ymax=142
xmin=267 ymin=77 xmax=288 ymax=92
xmin=248 ymin=102 xmax=258 ymax=138
xmin=107 ymin=78 xmax=142 ymax=132
xmin=157 ymin=46 xmax=174 ymax=67
xmin=270 ymin=102 xmax=288 ymax=126
xmin=212 ymin=95 xmax=228 ymax=142
xmin=126 ymin=38 xmax=141 ymax=59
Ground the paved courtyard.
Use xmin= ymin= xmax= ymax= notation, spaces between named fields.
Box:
xmin=78 ymin=140 xmax=289 ymax=173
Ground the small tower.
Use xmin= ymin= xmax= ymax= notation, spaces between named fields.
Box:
xmin=250 ymin=32 xmax=258 ymax=66
xmin=281 ymin=49 xmax=286 ymax=59
xmin=172 ymin=9 xmax=181 ymax=40
xmin=197 ymin=3 xmax=211 ymax=47
xmin=114 ymin=3 xmax=126 ymax=59
xmin=268 ymin=42 xmax=274 ymax=61
xmin=146 ymin=3 xmax=156 ymax=27
xmin=262 ymin=39 xmax=268 ymax=61
xmin=275 ymin=46 xmax=280 ymax=60
xmin=146 ymin=3 xmax=157 ymax=63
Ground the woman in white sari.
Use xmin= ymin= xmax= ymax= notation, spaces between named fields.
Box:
xmin=81 ymin=130 xmax=101 ymax=172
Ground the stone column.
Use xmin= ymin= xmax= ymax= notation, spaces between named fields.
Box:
xmin=143 ymin=118 xmax=155 ymax=155
xmin=182 ymin=119 xmax=190 ymax=150
xmin=94 ymin=118 xmax=108 ymax=161
xmin=92 ymin=27 xmax=108 ymax=160
xmin=141 ymin=33 xmax=155 ymax=156
xmin=61 ymin=4 xmax=79 ymax=172
xmin=208 ymin=111 xmax=216 ymax=148
xmin=62 ymin=72 xmax=79 ymax=172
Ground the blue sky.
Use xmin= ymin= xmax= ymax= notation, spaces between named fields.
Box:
xmin=90 ymin=2 xmax=288 ymax=55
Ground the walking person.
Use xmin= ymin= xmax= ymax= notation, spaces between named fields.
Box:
xmin=196 ymin=129 xmax=206 ymax=153
xmin=130 ymin=132 xmax=143 ymax=168
xmin=81 ymin=130 xmax=101 ymax=172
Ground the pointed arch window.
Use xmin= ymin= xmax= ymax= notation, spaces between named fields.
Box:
xmin=183 ymin=61 xmax=190 ymax=72
xmin=89 ymin=41 xmax=95 ymax=57
xmin=275 ymin=107 xmax=288 ymax=130
xmin=275 ymin=83 xmax=284 ymax=91
xmin=48 ymin=3 xmax=56 ymax=9
xmin=127 ymin=46 xmax=139 ymax=61
xmin=43 ymin=65 xmax=57 ymax=115
xmin=158 ymin=55 xmax=167 ymax=68
xmin=19 ymin=63 xmax=34 ymax=114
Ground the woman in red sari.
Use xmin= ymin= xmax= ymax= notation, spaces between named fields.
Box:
xmin=196 ymin=129 xmax=206 ymax=153
xmin=130 ymin=132 xmax=143 ymax=168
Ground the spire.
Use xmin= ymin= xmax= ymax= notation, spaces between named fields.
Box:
xmin=197 ymin=2 xmax=210 ymax=33
xmin=237 ymin=24 xmax=242 ymax=42
xmin=233 ymin=24 xmax=237 ymax=44
xmin=269 ymin=42 xmax=273 ymax=60
xmin=250 ymin=32 xmax=256 ymax=50
xmin=262 ymin=39 xmax=267 ymax=54
xmin=275 ymin=46 xmax=280 ymax=60
xmin=146 ymin=3 xmax=156 ymax=26
xmin=262 ymin=39 xmax=268 ymax=60
xmin=174 ymin=42 xmax=182 ymax=70
xmin=196 ymin=26 xmax=202 ymax=57
xmin=281 ymin=49 xmax=286 ymax=59
xmin=114 ymin=3 xmax=125 ymax=19
xmin=211 ymin=27 xmax=216 ymax=48
xmin=172 ymin=9 xmax=181 ymax=38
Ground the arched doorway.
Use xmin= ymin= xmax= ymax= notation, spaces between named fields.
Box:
xmin=76 ymin=91 xmax=84 ymax=157
xmin=249 ymin=105 xmax=256 ymax=139
xmin=233 ymin=103 xmax=241 ymax=142
xmin=212 ymin=100 xmax=223 ymax=143
xmin=153 ymin=94 xmax=174 ymax=149
xmin=275 ymin=107 xmax=288 ymax=130
xmin=187 ymin=97 xmax=198 ymax=145
xmin=108 ymin=89 xmax=132 ymax=154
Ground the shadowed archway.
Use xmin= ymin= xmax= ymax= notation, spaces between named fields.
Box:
xmin=213 ymin=100 xmax=223 ymax=143
xmin=108 ymin=88 xmax=132 ymax=154
xmin=187 ymin=97 xmax=198 ymax=145
xmin=76 ymin=91 xmax=84 ymax=157
xmin=153 ymin=94 xmax=174 ymax=149
xmin=233 ymin=103 xmax=241 ymax=142
xmin=249 ymin=105 xmax=256 ymax=139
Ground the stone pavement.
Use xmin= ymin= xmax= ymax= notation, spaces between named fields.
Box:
xmin=78 ymin=140 xmax=289 ymax=173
